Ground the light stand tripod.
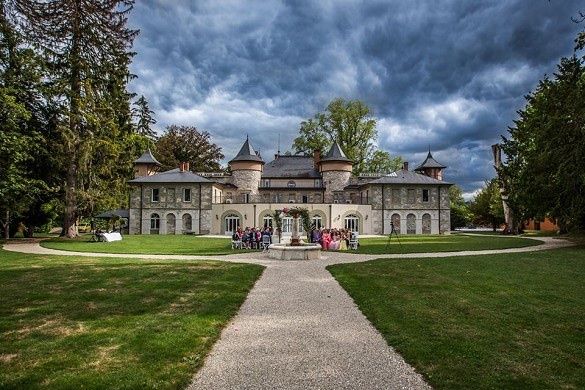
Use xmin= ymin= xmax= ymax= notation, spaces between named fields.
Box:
xmin=385 ymin=222 xmax=402 ymax=252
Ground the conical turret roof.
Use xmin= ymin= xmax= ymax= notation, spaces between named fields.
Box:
xmin=415 ymin=150 xmax=446 ymax=171
xmin=229 ymin=136 xmax=264 ymax=164
xmin=320 ymin=142 xmax=352 ymax=163
xmin=134 ymin=149 xmax=161 ymax=166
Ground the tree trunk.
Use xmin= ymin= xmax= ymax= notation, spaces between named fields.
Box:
xmin=61 ymin=159 xmax=78 ymax=238
xmin=3 ymin=210 xmax=9 ymax=240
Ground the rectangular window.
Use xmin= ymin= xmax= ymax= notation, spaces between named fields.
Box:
xmin=243 ymin=193 xmax=250 ymax=203
xmin=288 ymin=193 xmax=295 ymax=203
xmin=407 ymin=189 xmax=415 ymax=203
xmin=422 ymin=189 xmax=429 ymax=202
xmin=152 ymin=188 xmax=159 ymax=202
xmin=392 ymin=189 xmax=401 ymax=204
xmin=263 ymin=179 xmax=270 ymax=187
xmin=314 ymin=179 xmax=322 ymax=188
xmin=183 ymin=188 xmax=191 ymax=202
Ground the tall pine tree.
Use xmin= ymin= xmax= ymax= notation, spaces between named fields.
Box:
xmin=14 ymin=0 xmax=139 ymax=237
xmin=133 ymin=95 xmax=157 ymax=140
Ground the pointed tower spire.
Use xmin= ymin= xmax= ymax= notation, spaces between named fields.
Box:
xmin=415 ymin=148 xmax=446 ymax=180
xmin=229 ymin=137 xmax=264 ymax=164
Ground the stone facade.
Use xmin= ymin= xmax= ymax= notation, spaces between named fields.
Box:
xmin=128 ymin=138 xmax=453 ymax=236
xmin=322 ymin=170 xmax=352 ymax=196
xmin=231 ymin=168 xmax=262 ymax=195
xmin=128 ymin=183 xmax=212 ymax=234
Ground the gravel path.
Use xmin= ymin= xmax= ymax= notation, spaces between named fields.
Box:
xmin=2 ymin=236 xmax=572 ymax=389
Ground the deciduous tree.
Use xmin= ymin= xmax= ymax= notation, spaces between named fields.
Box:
xmin=155 ymin=125 xmax=224 ymax=172
xmin=293 ymin=98 xmax=398 ymax=175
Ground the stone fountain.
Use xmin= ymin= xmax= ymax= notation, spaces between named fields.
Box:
xmin=268 ymin=209 xmax=321 ymax=260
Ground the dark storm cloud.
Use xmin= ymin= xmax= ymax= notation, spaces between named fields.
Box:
xmin=127 ymin=0 xmax=584 ymax=197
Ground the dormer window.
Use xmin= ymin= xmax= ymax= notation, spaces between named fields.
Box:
xmin=287 ymin=180 xmax=296 ymax=188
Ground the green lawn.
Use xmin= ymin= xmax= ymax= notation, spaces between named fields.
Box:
xmin=41 ymin=233 xmax=542 ymax=256
xmin=42 ymin=235 xmax=234 ymax=255
xmin=328 ymin=247 xmax=585 ymax=389
xmin=0 ymin=249 xmax=263 ymax=389
xmin=352 ymin=233 xmax=541 ymax=254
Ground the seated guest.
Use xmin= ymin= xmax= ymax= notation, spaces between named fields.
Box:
xmin=311 ymin=227 xmax=321 ymax=244
xmin=339 ymin=230 xmax=348 ymax=250
xmin=330 ymin=234 xmax=340 ymax=250
xmin=242 ymin=227 xmax=250 ymax=248
xmin=248 ymin=228 xmax=257 ymax=249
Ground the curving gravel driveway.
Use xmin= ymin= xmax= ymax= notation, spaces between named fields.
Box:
xmin=3 ymin=237 xmax=571 ymax=389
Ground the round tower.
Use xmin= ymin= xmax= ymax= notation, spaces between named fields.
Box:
xmin=229 ymin=136 xmax=264 ymax=195
xmin=319 ymin=142 xmax=353 ymax=198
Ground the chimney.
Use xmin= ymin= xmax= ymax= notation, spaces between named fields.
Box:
xmin=402 ymin=161 xmax=409 ymax=171
xmin=180 ymin=162 xmax=190 ymax=172
xmin=313 ymin=149 xmax=321 ymax=167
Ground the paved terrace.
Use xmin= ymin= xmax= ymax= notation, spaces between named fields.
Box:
xmin=3 ymin=236 xmax=571 ymax=389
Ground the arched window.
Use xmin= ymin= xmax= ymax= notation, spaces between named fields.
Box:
xmin=312 ymin=215 xmax=323 ymax=229
xmin=263 ymin=215 xmax=273 ymax=228
xmin=287 ymin=180 xmax=296 ymax=188
xmin=224 ymin=214 xmax=240 ymax=235
xmin=166 ymin=214 xmax=176 ymax=234
xmin=150 ymin=213 xmax=160 ymax=234
xmin=344 ymin=214 xmax=359 ymax=232
xmin=407 ymin=213 xmax=416 ymax=234
xmin=182 ymin=214 xmax=192 ymax=232
xmin=391 ymin=213 xmax=401 ymax=233
xmin=422 ymin=213 xmax=431 ymax=234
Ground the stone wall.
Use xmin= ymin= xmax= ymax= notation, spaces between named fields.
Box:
xmin=322 ymin=171 xmax=351 ymax=196
xmin=367 ymin=184 xmax=451 ymax=235
xmin=231 ymin=169 xmax=262 ymax=195
xmin=128 ymin=183 xmax=213 ymax=234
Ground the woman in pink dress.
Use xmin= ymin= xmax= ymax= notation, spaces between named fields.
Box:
xmin=321 ymin=229 xmax=331 ymax=250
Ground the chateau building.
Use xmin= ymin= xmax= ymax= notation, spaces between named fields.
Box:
xmin=128 ymin=138 xmax=451 ymax=236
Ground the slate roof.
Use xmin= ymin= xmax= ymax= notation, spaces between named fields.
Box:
xmin=320 ymin=142 xmax=352 ymax=163
xmin=366 ymin=169 xmax=451 ymax=185
xmin=128 ymin=168 xmax=211 ymax=184
xmin=414 ymin=150 xmax=446 ymax=170
xmin=262 ymin=155 xmax=321 ymax=178
xmin=134 ymin=149 xmax=161 ymax=165
xmin=229 ymin=137 xmax=264 ymax=163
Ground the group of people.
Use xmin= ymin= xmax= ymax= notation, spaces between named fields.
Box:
xmin=230 ymin=226 xmax=359 ymax=251
xmin=310 ymin=228 xmax=358 ymax=251
xmin=231 ymin=227 xmax=273 ymax=249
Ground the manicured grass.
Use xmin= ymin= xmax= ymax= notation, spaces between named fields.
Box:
xmin=353 ymin=233 xmax=541 ymax=254
xmin=0 ymin=249 xmax=263 ymax=389
xmin=328 ymin=247 xmax=585 ymax=389
xmin=41 ymin=234 xmax=542 ymax=256
xmin=42 ymin=235 xmax=234 ymax=255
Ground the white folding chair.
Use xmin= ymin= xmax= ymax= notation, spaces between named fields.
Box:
xmin=349 ymin=237 xmax=359 ymax=250
xmin=231 ymin=239 xmax=242 ymax=249
xmin=261 ymin=235 xmax=271 ymax=252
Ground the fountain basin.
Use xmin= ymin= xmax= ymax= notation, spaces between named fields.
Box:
xmin=268 ymin=243 xmax=321 ymax=260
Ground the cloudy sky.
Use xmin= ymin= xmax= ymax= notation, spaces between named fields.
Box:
xmin=127 ymin=0 xmax=583 ymax=199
